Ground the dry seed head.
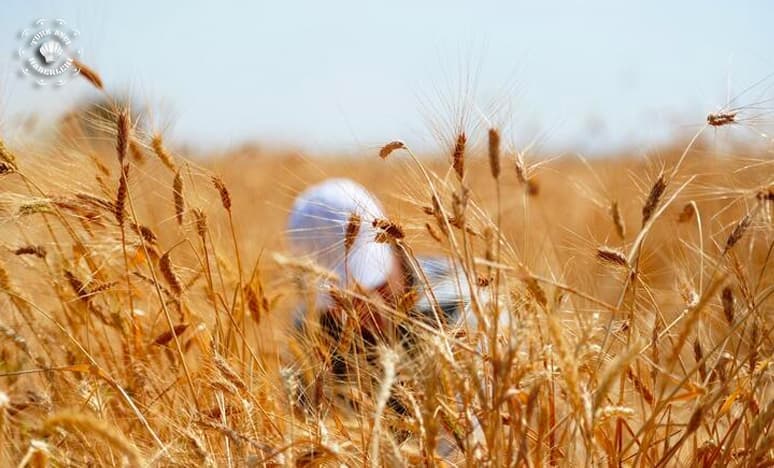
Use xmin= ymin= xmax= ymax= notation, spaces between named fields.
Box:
xmin=14 ymin=245 xmax=47 ymax=259
xmin=196 ymin=417 xmax=260 ymax=451
xmin=129 ymin=139 xmax=145 ymax=164
xmin=150 ymin=134 xmax=177 ymax=171
xmin=721 ymin=286 xmax=734 ymax=324
xmin=626 ymin=366 xmax=654 ymax=404
xmin=610 ymin=200 xmax=626 ymax=239
xmin=115 ymin=164 xmax=129 ymax=226
xmin=173 ymin=169 xmax=185 ymax=225
xmin=212 ymin=176 xmax=232 ymax=211
xmin=488 ymin=128 xmax=501 ymax=179
xmin=0 ymin=161 xmax=15 ymax=175
xmin=144 ymin=244 xmax=161 ymax=262
xmin=0 ymin=139 xmax=18 ymax=169
xmin=431 ymin=192 xmax=442 ymax=214
xmin=372 ymin=218 xmax=405 ymax=243
xmin=0 ymin=322 xmax=33 ymax=359
xmin=424 ymin=222 xmax=442 ymax=243
xmin=159 ymin=251 xmax=183 ymax=296
xmin=526 ymin=278 xmax=548 ymax=308
xmin=596 ymin=406 xmax=635 ymax=421
xmin=0 ymin=261 xmax=12 ymax=291
xmin=183 ymin=430 xmax=213 ymax=466
xmin=678 ymin=202 xmax=695 ymax=223
xmin=152 ymin=323 xmax=189 ymax=346
xmin=193 ymin=208 xmax=208 ymax=238
xmin=724 ymin=213 xmax=752 ymax=254
xmin=90 ymin=281 xmax=118 ymax=295
xmin=131 ymin=223 xmax=158 ymax=244
xmin=245 ymin=284 xmax=262 ymax=324
xmin=213 ymin=353 xmax=249 ymax=394
xmin=344 ymin=212 xmax=361 ymax=253
xmin=397 ymin=288 xmax=418 ymax=313
xmin=75 ymin=192 xmax=115 ymax=212
xmin=116 ymin=110 xmax=130 ymax=163
xmin=64 ymin=270 xmax=90 ymax=302
xmin=379 ymin=140 xmax=405 ymax=159
xmin=756 ymin=186 xmax=774 ymax=202
xmin=707 ymin=111 xmax=737 ymax=127
xmin=518 ymin=266 xmax=548 ymax=308
xmin=209 ymin=378 xmax=239 ymax=396
xmin=18 ymin=200 xmax=53 ymax=216
xmin=477 ymin=275 xmax=492 ymax=287
xmin=72 ymin=59 xmax=104 ymax=90
xmin=642 ymin=174 xmax=666 ymax=226
xmin=452 ymin=132 xmax=466 ymax=181
xmin=596 ymin=246 xmax=628 ymax=267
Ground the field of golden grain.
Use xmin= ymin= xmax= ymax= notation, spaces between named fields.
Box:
xmin=0 ymin=69 xmax=771 ymax=467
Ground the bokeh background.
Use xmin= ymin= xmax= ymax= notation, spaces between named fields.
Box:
xmin=1 ymin=0 xmax=773 ymax=154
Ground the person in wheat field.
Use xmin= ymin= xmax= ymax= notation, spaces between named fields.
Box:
xmin=286 ymin=178 xmax=474 ymax=376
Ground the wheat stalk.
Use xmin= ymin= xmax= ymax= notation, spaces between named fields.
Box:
xmin=42 ymin=411 xmax=142 ymax=467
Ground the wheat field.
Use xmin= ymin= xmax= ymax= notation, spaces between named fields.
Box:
xmin=0 ymin=67 xmax=772 ymax=467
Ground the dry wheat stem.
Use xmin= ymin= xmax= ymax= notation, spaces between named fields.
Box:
xmin=368 ymin=348 xmax=398 ymax=467
xmin=121 ymin=178 xmax=202 ymax=415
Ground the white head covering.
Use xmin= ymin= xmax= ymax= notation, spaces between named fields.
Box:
xmin=287 ymin=178 xmax=393 ymax=293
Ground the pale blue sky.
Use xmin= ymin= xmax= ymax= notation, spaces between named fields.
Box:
xmin=1 ymin=1 xmax=772 ymax=154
